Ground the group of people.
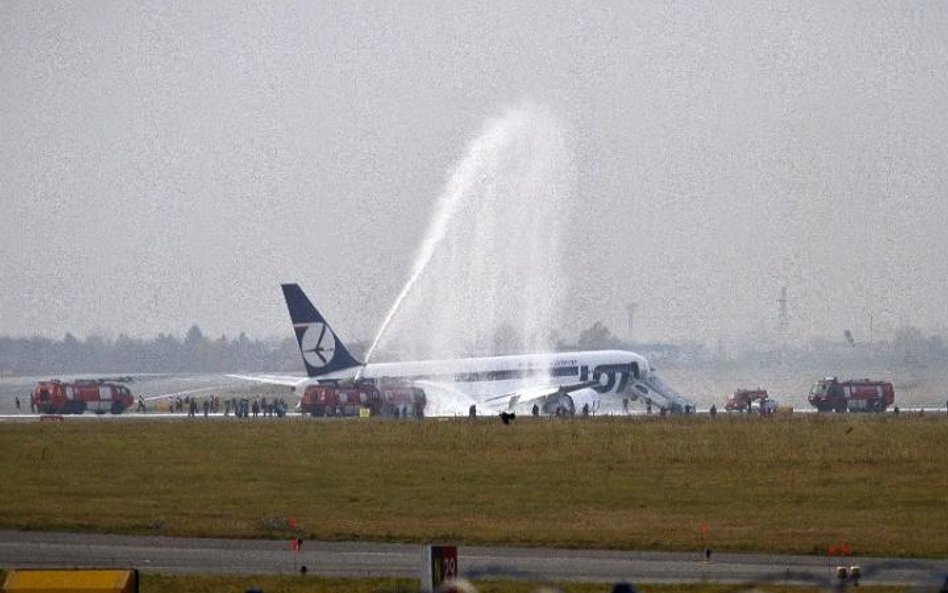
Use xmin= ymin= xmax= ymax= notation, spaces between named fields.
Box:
xmin=146 ymin=394 xmax=290 ymax=417
xmin=166 ymin=394 xmax=223 ymax=414
xmin=225 ymin=396 xmax=289 ymax=418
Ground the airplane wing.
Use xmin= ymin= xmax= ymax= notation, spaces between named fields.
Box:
xmin=141 ymin=386 xmax=229 ymax=402
xmin=482 ymin=380 xmax=600 ymax=411
xmin=131 ymin=376 xmax=247 ymax=402
xmin=226 ymin=373 xmax=310 ymax=388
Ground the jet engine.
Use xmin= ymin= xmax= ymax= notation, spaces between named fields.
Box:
xmin=541 ymin=387 xmax=601 ymax=416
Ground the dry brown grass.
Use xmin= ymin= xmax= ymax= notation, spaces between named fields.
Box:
xmin=0 ymin=570 xmax=915 ymax=593
xmin=1 ymin=414 xmax=945 ymax=557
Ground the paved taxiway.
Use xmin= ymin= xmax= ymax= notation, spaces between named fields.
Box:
xmin=1 ymin=531 xmax=945 ymax=587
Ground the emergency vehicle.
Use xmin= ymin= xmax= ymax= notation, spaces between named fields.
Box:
xmin=807 ymin=377 xmax=895 ymax=412
xmin=299 ymin=380 xmax=426 ymax=418
xmin=724 ymin=388 xmax=777 ymax=414
xmin=31 ymin=379 xmax=134 ymax=415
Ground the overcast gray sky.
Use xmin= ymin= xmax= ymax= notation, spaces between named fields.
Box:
xmin=2 ymin=2 xmax=947 ymax=351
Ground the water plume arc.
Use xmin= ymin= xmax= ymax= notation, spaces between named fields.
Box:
xmin=363 ymin=105 xmax=574 ymax=368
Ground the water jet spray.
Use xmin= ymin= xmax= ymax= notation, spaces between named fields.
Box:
xmin=361 ymin=105 xmax=575 ymax=374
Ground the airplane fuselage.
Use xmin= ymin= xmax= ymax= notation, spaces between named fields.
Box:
xmin=297 ymin=349 xmax=649 ymax=401
xmin=272 ymin=284 xmax=692 ymax=415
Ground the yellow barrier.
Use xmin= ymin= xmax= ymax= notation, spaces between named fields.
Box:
xmin=3 ymin=569 xmax=138 ymax=593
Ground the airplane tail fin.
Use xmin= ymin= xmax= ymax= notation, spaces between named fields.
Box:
xmin=281 ymin=284 xmax=362 ymax=378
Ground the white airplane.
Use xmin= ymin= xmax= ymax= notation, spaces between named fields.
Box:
xmin=235 ymin=284 xmax=692 ymax=416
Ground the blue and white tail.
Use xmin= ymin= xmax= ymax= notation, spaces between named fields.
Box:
xmin=281 ymin=284 xmax=362 ymax=378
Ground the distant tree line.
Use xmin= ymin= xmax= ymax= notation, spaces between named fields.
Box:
xmin=0 ymin=325 xmax=305 ymax=376
xmin=1 ymin=320 xmax=945 ymax=377
xmin=567 ymin=321 xmax=948 ymax=370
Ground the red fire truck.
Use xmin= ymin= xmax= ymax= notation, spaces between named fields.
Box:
xmin=378 ymin=384 xmax=427 ymax=418
xmin=807 ymin=377 xmax=895 ymax=412
xmin=300 ymin=381 xmax=426 ymax=418
xmin=31 ymin=379 xmax=135 ymax=415
xmin=724 ymin=388 xmax=777 ymax=414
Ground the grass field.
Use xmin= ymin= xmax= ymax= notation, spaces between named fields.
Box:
xmin=136 ymin=575 xmax=914 ymax=593
xmin=1 ymin=414 xmax=945 ymax=557
xmin=0 ymin=571 xmax=915 ymax=593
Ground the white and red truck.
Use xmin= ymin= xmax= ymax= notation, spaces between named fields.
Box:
xmin=807 ymin=377 xmax=895 ymax=412
xmin=724 ymin=388 xmax=777 ymax=414
xmin=31 ymin=379 xmax=135 ymax=415
xmin=299 ymin=381 xmax=426 ymax=418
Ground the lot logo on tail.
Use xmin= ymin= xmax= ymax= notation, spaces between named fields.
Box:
xmin=283 ymin=283 xmax=362 ymax=376
xmin=299 ymin=322 xmax=336 ymax=368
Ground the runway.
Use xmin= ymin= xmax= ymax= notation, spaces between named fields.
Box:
xmin=1 ymin=531 xmax=945 ymax=587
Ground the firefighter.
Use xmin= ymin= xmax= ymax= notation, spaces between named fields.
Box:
xmin=710 ymin=404 xmax=717 ymax=418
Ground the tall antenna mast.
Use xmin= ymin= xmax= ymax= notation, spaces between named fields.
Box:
xmin=778 ymin=286 xmax=789 ymax=332
xmin=626 ymin=303 xmax=638 ymax=342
